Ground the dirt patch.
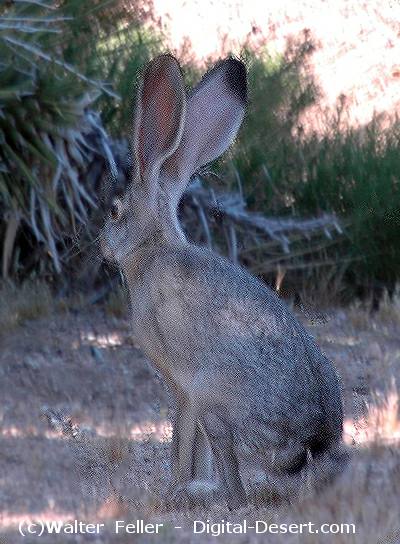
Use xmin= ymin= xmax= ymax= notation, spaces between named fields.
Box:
xmin=0 ymin=301 xmax=399 ymax=542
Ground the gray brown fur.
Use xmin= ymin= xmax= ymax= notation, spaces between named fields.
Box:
xmin=100 ymin=54 xmax=348 ymax=509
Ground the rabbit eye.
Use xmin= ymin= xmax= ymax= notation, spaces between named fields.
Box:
xmin=110 ymin=199 xmax=122 ymax=221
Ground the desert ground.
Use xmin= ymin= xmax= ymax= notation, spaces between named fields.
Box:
xmin=0 ymin=287 xmax=399 ymax=543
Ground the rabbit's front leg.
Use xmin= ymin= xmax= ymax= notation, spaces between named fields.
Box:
xmin=170 ymin=407 xmax=180 ymax=477
xmin=170 ymin=396 xmax=196 ymax=485
xmin=171 ymin=405 xmax=213 ymax=481
xmin=168 ymin=400 xmax=218 ymax=508
xmin=167 ymin=398 xmax=196 ymax=508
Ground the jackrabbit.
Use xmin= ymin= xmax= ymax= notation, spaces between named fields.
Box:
xmin=101 ymin=54 xmax=348 ymax=509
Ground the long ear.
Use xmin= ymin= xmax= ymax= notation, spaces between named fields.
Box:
xmin=162 ymin=57 xmax=247 ymax=205
xmin=132 ymin=54 xmax=186 ymax=199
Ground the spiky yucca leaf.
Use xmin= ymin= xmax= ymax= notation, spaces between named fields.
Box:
xmin=0 ymin=0 xmax=119 ymax=277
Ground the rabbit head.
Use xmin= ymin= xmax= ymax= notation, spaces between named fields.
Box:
xmin=101 ymin=53 xmax=247 ymax=264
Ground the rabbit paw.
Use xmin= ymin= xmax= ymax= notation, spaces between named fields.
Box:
xmin=164 ymin=479 xmax=220 ymax=511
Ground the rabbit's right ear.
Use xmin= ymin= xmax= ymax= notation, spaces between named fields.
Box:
xmin=132 ymin=54 xmax=186 ymax=201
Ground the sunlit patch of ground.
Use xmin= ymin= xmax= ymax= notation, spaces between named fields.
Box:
xmin=0 ymin=420 xmax=172 ymax=442
xmin=344 ymin=383 xmax=400 ymax=445
xmin=0 ymin=426 xmax=60 ymax=439
xmin=79 ymin=331 xmax=125 ymax=348
xmin=0 ymin=507 xmax=75 ymax=532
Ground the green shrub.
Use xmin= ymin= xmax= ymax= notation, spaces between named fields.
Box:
xmin=0 ymin=0 xmax=110 ymax=277
xmin=291 ymin=116 xmax=400 ymax=294
xmin=58 ymin=0 xmax=165 ymax=135
xmin=227 ymin=35 xmax=318 ymax=211
xmin=225 ymin=39 xmax=400 ymax=299
xmin=0 ymin=0 xmax=164 ymax=279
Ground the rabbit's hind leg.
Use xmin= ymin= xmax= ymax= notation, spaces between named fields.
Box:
xmin=193 ymin=422 xmax=213 ymax=480
xmin=171 ymin=415 xmax=213 ymax=480
xmin=248 ymin=442 xmax=308 ymax=504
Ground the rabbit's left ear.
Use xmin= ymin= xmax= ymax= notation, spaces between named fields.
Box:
xmin=161 ymin=57 xmax=247 ymax=207
xmin=132 ymin=54 xmax=186 ymax=197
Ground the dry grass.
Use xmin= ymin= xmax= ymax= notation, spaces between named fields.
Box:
xmin=0 ymin=280 xmax=130 ymax=336
xmin=344 ymin=380 xmax=400 ymax=448
xmin=104 ymin=285 xmax=129 ymax=319
xmin=358 ymin=381 xmax=399 ymax=444
xmin=347 ymin=285 xmax=400 ymax=330
xmin=0 ymin=280 xmax=53 ymax=333
xmin=347 ymin=299 xmax=374 ymax=330
xmin=375 ymin=287 xmax=400 ymax=326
